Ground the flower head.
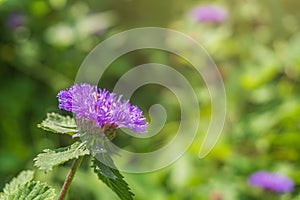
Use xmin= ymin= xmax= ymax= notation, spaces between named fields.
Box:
xmin=248 ymin=171 xmax=294 ymax=193
xmin=57 ymin=83 xmax=148 ymax=134
xmin=189 ymin=5 xmax=228 ymax=23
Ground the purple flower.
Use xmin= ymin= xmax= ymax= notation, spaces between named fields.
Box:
xmin=6 ymin=12 xmax=24 ymax=29
xmin=248 ymin=171 xmax=294 ymax=193
xmin=57 ymin=83 xmax=148 ymax=133
xmin=189 ymin=5 xmax=228 ymax=23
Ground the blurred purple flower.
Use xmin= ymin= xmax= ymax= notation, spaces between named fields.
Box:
xmin=57 ymin=83 xmax=148 ymax=133
xmin=248 ymin=171 xmax=294 ymax=193
xmin=6 ymin=12 xmax=24 ymax=29
xmin=189 ymin=5 xmax=228 ymax=23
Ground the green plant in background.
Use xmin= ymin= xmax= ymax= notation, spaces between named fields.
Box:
xmin=0 ymin=83 xmax=148 ymax=200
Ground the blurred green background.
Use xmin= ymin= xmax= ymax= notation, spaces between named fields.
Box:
xmin=1 ymin=0 xmax=300 ymax=199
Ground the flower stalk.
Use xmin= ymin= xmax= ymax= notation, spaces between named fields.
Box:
xmin=58 ymin=156 xmax=84 ymax=200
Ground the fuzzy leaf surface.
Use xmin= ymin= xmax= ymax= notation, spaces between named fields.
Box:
xmin=92 ymin=155 xmax=134 ymax=200
xmin=1 ymin=170 xmax=34 ymax=196
xmin=1 ymin=181 xmax=55 ymax=200
xmin=34 ymin=142 xmax=89 ymax=172
xmin=37 ymin=112 xmax=78 ymax=136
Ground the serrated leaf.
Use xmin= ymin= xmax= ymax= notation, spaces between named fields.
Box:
xmin=34 ymin=142 xmax=90 ymax=172
xmin=0 ymin=181 xmax=55 ymax=200
xmin=37 ymin=112 xmax=78 ymax=136
xmin=2 ymin=170 xmax=34 ymax=195
xmin=92 ymin=155 xmax=134 ymax=200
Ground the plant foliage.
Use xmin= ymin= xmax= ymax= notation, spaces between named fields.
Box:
xmin=0 ymin=171 xmax=55 ymax=200
xmin=37 ymin=112 xmax=78 ymax=136
xmin=92 ymin=155 xmax=134 ymax=200
xmin=34 ymin=142 xmax=90 ymax=172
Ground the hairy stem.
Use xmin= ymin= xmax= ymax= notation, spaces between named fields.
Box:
xmin=58 ymin=156 xmax=84 ymax=200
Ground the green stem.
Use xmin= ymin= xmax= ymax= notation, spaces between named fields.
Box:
xmin=58 ymin=156 xmax=84 ymax=200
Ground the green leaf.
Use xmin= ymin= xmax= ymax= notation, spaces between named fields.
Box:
xmin=92 ymin=155 xmax=134 ymax=200
xmin=37 ymin=112 xmax=78 ymax=136
xmin=1 ymin=170 xmax=34 ymax=196
xmin=0 ymin=170 xmax=55 ymax=200
xmin=34 ymin=142 xmax=90 ymax=172
xmin=0 ymin=181 xmax=56 ymax=200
